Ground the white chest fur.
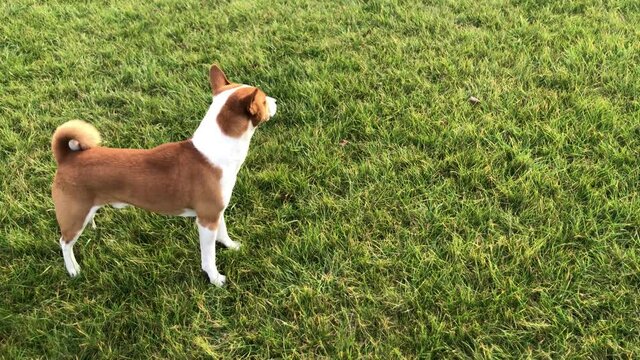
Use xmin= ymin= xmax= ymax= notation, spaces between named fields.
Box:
xmin=192 ymin=86 xmax=255 ymax=206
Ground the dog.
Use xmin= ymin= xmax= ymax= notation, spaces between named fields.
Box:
xmin=51 ymin=65 xmax=277 ymax=286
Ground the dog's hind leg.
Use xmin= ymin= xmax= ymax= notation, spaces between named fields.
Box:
xmin=56 ymin=203 xmax=100 ymax=277
xmin=60 ymin=237 xmax=81 ymax=277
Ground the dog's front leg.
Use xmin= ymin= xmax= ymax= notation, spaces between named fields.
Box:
xmin=216 ymin=213 xmax=241 ymax=250
xmin=197 ymin=218 xmax=226 ymax=286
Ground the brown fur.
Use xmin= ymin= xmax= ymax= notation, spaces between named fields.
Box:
xmin=216 ymin=87 xmax=270 ymax=137
xmin=214 ymin=83 xmax=243 ymax=95
xmin=52 ymin=140 xmax=224 ymax=242
xmin=51 ymin=120 xmax=101 ymax=163
xmin=209 ymin=64 xmax=231 ymax=93
xmin=210 ymin=65 xmax=246 ymax=95
xmin=207 ymin=64 xmax=271 ymax=138
xmin=52 ymin=64 xmax=266 ymax=244
xmin=247 ymin=88 xmax=270 ymax=127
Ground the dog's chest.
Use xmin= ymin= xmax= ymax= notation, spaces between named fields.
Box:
xmin=218 ymin=161 xmax=243 ymax=206
xmin=192 ymin=137 xmax=251 ymax=210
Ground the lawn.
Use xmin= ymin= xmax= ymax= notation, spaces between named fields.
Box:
xmin=1 ymin=0 xmax=639 ymax=358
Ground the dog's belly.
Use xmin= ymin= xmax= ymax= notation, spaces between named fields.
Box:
xmin=108 ymin=202 xmax=196 ymax=217
xmin=115 ymin=203 xmax=196 ymax=217
xmin=178 ymin=209 xmax=197 ymax=217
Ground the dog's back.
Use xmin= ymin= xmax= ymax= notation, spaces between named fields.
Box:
xmin=53 ymin=140 xmax=222 ymax=216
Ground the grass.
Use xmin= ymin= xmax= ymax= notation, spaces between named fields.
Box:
xmin=1 ymin=0 xmax=639 ymax=357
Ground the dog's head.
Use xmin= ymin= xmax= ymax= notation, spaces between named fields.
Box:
xmin=208 ymin=65 xmax=277 ymax=137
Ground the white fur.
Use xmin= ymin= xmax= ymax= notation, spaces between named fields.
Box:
xmin=58 ymin=85 xmax=275 ymax=285
xmin=60 ymin=205 xmax=100 ymax=277
xmin=266 ymin=96 xmax=277 ymax=117
xmin=60 ymin=237 xmax=80 ymax=277
xmin=192 ymin=86 xmax=252 ymax=166
xmin=68 ymin=139 xmax=81 ymax=151
xmin=197 ymin=219 xmax=225 ymax=286
xmin=191 ymin=86 xmax=276 ymax=286
xmin=179 ymin=209 xmax=197 ymax=217
xmin=192 ymin=86 xmax=277 ymax=208
xmin=216 ymin=213 xmax=240 ymax=250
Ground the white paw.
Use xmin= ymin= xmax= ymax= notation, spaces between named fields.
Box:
xmin=208 ymin=273 xmax=226 ymax=287
xmin=226 ymin=240 xmax=241 ymax=250
xmin=66 ymin=264 xmax=81 ymax=277
xmin=218 ymin=237 xmax=241 ymax=250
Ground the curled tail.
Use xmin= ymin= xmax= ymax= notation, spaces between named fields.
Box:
xmin=51 ymin=120 xmax=101 ymax=163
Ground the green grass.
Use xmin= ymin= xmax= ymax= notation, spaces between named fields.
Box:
xmin=1 ymin=0 xmax=640 ymax=357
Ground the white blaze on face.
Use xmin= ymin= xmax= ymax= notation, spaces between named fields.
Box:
xmin=266 ymin=96 xmax=277 ymax=117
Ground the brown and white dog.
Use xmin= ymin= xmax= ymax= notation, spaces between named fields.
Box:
xmin=51 ymin=65 xmax=277 ymax=286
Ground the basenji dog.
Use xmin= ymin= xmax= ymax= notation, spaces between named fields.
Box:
xmin=51 ymin=65 xmax=277 ymax=286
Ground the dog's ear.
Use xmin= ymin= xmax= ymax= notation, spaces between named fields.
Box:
xmin=209 ymin=64 xmax=230 ymax=93
xmin=246 ymin=88 xmax=269 ymax=125
xmin=247 ymin=88 xmax=261 ymax=116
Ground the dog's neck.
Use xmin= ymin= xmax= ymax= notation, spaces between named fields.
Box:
xmin=192 ymin=86 xmax=256 ymax=171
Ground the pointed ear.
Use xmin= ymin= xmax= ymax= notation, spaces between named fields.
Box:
xmin=209 ymin=64 xmax=230 ymax=93
xmin=247 ymin=88 xmax=261 ymax=116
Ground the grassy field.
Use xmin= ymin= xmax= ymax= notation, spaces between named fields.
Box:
xmin=1 ymin=0 xmax=639 ymax=358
